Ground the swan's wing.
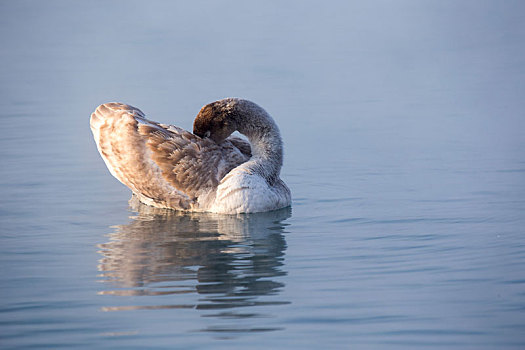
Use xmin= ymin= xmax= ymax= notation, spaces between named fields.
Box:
xmin=227 ymin=136 xmax=252 ymax=158
xmin=90 ymin=103 xmax=250 ymax=210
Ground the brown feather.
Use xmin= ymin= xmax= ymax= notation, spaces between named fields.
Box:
xmin=90 ymin=103 xmax=251 ymax=210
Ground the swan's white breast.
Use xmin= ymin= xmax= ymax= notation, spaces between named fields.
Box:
xmin=209 ymin=166 xmax=290 ymax=214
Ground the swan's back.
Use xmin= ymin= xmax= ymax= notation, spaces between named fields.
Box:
xmin=90 ymin=103 xmax=250 ymax=210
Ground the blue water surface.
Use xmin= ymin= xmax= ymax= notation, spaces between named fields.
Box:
xmin=1 ymin=1 xmax=524 ymax=349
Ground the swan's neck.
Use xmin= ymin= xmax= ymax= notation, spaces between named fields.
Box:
xmin=236 ymin=111 xmax=283 ymax=183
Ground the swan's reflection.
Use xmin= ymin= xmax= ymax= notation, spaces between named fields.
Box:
xmin=97 ymin=196 xmax=290 ymax=329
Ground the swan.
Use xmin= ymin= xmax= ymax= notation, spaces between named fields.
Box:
xmin=90 ymin=98 xmax=291 ymax=214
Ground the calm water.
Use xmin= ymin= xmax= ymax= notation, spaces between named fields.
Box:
xmin=1 ymin=1 xmax=525 ymax=349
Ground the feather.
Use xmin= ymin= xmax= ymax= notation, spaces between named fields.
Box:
xmin=90 ymin=103 xmax=249 ymax=210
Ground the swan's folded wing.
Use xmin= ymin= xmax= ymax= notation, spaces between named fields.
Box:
xmin=227 ymin=136 xmax=252 ymax=158
xmin=90 ymin=103 xmax=249 ymax=210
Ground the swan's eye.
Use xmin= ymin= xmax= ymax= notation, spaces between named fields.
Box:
xmin=204 ymin=130 xmax=211 ymax=138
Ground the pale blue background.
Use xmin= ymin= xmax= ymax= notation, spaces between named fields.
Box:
xmin=1 ymin=1 xmax=524 ymax=348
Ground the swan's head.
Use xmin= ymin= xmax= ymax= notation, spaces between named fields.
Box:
xmin=193 ymin=98 xmax=241 ymax=143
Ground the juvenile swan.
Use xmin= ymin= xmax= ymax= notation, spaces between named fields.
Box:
xmin=90 ymin=98 xmax=291 ymax=214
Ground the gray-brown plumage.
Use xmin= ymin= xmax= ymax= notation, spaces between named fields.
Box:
xmin=90 ymin=102 xmax=250 ymax=210
xmin=91 ymin=98 xmax=291 ymax=213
